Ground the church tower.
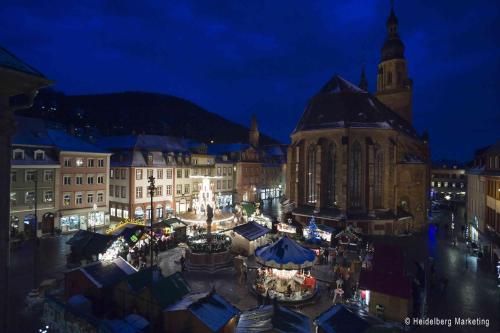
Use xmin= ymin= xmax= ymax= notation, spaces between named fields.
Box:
xmin=375 ymin=2 xmax=413 ymax=124
xmin=249 ymin=115 xmax=259 ymax=147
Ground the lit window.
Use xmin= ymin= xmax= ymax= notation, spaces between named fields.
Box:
xmin=63 ymin=194 xmax=71 ymax=206
xmin=75 ymin=158 xmax=84 ymax=167
xmin=44 ymin=191 xmax=53 ymax=203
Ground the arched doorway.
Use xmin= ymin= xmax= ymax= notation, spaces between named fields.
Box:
xmin=42 ymin=212 xmax=55 ymax=234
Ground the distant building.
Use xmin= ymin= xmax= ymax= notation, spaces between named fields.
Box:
xmin=10 ymin=117 xmax=111 ymax=234
xmin=49 ymin=130 xmax=111 ymax=232
xmin=431 ymin=160 xmax=466 ymax=202
xmin=466 ymin=141 xmax=500 ymax=252
xmin=10 ymin=117 xmax=59 ymax=235
xmin=97 ymin=135 xmax=189 ymax=221
xmin=208 ymin=117 xmax=286 ymax=203
xmin=286 ymin=5 xmax=430 ymax=235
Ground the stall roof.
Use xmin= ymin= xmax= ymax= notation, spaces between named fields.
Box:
xmin=154 ymin=217 xmax=188 ymax=229
xmin=125 ymin=269 xmax=191 ymax=308
xmin=237 ymin=304 xmax=311 ymax=333
xmin=67 ymin=230 xmax=115 ymax=258
xmin=165 ymin=291 xmax=240 ymax=332
xmin=72 ymin=257 xmax=137 ymax=289
xmin=233 ymin=221 xmax=270 ymax=241
xmin=314 ymin=305 xmax=370 ymax=333
xmin=255 ymin=236 xmax=316 ymax=269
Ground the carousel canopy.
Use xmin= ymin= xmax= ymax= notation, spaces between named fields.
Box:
xmin=255 ymin=236 xmax=316 ymax=269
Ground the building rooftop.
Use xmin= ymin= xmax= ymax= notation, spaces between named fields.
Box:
xmin=293 ymin=75 xmax=419 ymax=139
xmin=0 ymin=46 xmax=45 ymax=77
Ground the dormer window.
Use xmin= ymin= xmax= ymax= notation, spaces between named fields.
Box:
xmin=147 ymin=153 xmax=153 ymax=165
xmin=12 ymin=149 xmax=24 ymax=160
xmin=34 ymin=150 xmax=45 ymax=161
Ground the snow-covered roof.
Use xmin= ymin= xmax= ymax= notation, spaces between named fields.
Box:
xmin=314 ymin=305 xmax=370 ymax=333
xmin=96 ymin=134 xmax=190 ymax=152
xmin=165 ymin=291 xmax=240 ymax=332
xmin=237 ymin=304 xmax=311 ymax=333
xmin=255 ymin=236 xmax=316 ymax=269
xmin=47 ymin=129 xmax=108 ymax=153
xmin=208 ymin=143 xmax=250 ymax=155
xmin=233 ymin=221 xmax=270 ymax=241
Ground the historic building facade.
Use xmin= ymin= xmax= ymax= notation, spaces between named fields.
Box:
xmin=466 ymin=142 xmax=500 ymax=249
xmin=10 ymin=117 xmax=60 ymax=235
xmin=97 ymin=135 xmax=187 ymax=221
xmin=286 ymin=6 xmax=430 ymax=235
xmin=209 ymin=116 xmax=286 ymax=203
xmin=431 ymin=160 xmax=466 ymax=202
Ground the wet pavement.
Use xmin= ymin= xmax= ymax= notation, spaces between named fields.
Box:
xmin=8 ymin=203 xmax=500 ymax=332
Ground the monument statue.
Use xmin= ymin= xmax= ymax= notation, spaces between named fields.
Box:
xmin=206 ymin=204 xmax=213 ymax=235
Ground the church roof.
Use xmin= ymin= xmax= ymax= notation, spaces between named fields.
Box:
xmin=293 ymin=75 xmax=418 ymax=138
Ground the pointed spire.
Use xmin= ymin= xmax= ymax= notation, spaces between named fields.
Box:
xmin=359 ymin=65 xmax=368 ymax=91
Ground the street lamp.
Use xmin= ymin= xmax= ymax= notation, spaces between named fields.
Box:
xmin=30 ymin=172 xmax=39 ymax=295
xmin=91 ymin=203 xmax=97 ymax=232
xmin=147 ymin=176 xmax=156 ymax=269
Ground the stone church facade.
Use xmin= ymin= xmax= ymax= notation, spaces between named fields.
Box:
xmin=286 ymin=6 xmax=430 ymax=235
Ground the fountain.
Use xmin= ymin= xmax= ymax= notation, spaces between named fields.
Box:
xmin=178 ymin=176 xmax=235 ymax=233
xmin=184 ymin=204 xmax=234 ymax=273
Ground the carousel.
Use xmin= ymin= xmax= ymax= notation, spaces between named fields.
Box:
xmin=254 ymin=236 xmax=317 ymax=304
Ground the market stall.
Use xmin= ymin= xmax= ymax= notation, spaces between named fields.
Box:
xmin=231 ymin=221 xmax=270 ymax=255
xmin=334 ymin=228 xmax=361 ymax=252
xmin=254 ymin=236 xmax=317 ymax=303
xmin=153 ymin=217 xmax=187 ymax=243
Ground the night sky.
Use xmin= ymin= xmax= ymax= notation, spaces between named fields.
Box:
xmin=1 ymin=0 xmax=499 ymax=162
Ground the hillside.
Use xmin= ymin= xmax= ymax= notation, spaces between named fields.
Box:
xmin=17 ymin=89 xmax=279 ymax=145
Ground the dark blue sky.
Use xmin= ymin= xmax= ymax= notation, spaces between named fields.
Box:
xmin=1 ymin=0 xmax=499 ymax=162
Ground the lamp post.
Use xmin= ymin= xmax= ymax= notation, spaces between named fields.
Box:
xmin=148 ymin=176 xmax=155 ymax=269
xmin=91 ymin=203 xmax=97 ymax=232
xmin=31 ymin=172 xmax=39 ymax=294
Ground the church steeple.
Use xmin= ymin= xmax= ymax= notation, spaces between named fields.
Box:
xmin=359 ymin=65 xmax=368 ymax=91
xmin=375 ymin=0 xmax=413 ymax=124
xmin=249 ymin=115 xmax=259 ymax=147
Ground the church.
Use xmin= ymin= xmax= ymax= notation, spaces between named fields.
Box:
xmin=286 ymin=5 xmax=430 ymax=235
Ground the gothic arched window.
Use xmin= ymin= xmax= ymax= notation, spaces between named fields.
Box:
xmin=307 ymin=145 xmax=317 ymax=204
xmin=373 ymin=150 xmax=384 ymax=208
xmin=326 ymin=143 xmax=337 ymax=206
xmin=349 ymin=141 xmax=362 ymax=208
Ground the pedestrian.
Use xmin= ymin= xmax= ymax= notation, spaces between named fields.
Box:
xmin=126 ymin=251 xmax=132 ymax=264
xmin=154 ymin=243 xmax=159 ymax=264
xmin=180 ymin=255 xmax=185 ymax=272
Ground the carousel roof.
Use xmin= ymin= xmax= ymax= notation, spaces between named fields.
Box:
xmin=255 ymin=236 xmax=316 ymax=269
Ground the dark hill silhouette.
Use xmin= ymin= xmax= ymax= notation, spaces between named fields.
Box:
xmin=18 ymin=88 xmax=279 ymax=145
